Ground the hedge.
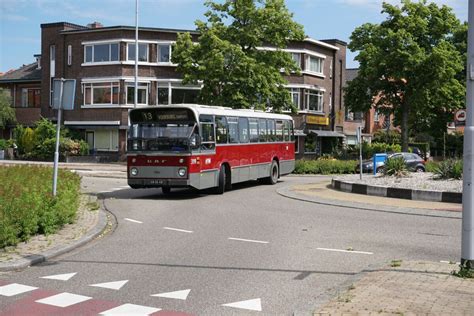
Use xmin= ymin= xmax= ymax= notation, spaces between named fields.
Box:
xmin=0 ymin=166 xmax=81 ymax=248
xmin=294 ymin=159 xmax=358 ymax=175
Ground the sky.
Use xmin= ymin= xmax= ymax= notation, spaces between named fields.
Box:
xmin=0 ymin=0 xmax=469 ymax=73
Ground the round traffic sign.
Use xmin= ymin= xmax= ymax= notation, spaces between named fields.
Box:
xmin=455 ymin=109 xmax=466 ymax=122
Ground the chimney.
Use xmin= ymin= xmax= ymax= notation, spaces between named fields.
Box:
xmin=34 ymin=54 xmax=41 ymax=70
xmin=87 ymin=22 xmax=103 ymax=29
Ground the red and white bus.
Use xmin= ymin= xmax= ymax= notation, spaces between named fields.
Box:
xmin=127 ymin=104 xmax=295 ymax=194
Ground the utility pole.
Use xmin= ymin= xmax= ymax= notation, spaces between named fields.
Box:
xmin=134 ymin=0 xmax=139 ymax=109
xmin=461 ymin=0 xmax=474 ymax=270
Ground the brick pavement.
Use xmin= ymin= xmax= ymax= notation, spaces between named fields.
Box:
xmin=314 ymin=260 xmax=474 ymax=315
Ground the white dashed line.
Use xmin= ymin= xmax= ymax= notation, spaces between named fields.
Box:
xmin=124 ymin=218 xmax=143 ymax=224
xmin=151 ymin=289 xmax=191 ymax=300
xmin=163 ymin=227 xmax=193 ymax=233
xmin=317 ymin=247 xmax=373 ymax=255
xmin=228 ymin=237 xmax=269 ymax=244
xmin=90 ymin=280 xmax=129 ymax=290
xmin=440 ymin=260 xmax=460 ymax=264
xmin=40 ymin=272 xmax=77 ymax=281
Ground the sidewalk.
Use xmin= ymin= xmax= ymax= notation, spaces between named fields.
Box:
xmin=315 ymin=260 xmax=474 ymax=315
xmin=278 ymin=179 xmax=472 ymax=315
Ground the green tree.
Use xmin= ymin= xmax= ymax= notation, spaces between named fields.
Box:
xmin=345 ymin=0 xmax=465 ymax=151
xmin=172 ymin=0 xmax=305 ymax=112
xmin=0 ymin=88 xmax=16 ymax=129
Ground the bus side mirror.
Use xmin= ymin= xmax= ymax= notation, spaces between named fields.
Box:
xmin=190 ymin=134 xmax=201 ymax=147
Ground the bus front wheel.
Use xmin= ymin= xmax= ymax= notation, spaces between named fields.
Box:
xmin=215 ymin=165 xmax=226 ymax=194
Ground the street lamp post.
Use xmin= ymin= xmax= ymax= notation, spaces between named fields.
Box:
xmin=134 ymin=0 xmax=138 ymax=109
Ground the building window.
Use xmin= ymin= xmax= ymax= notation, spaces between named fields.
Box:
xmin=172 ymin=88 xmax=199 ymax=104
xmin=94 ymin=129 xmax=119 ymax=152
xmin=50 ymin=45 xmax=55 ymax=78
xmin=126 ymin=83 xmax=149 ymax=105
xmin=304 ymin=89 xmax=323 ymax=112
xmin=295 ymin=136 xmax=299 ymax=153
xmin=21 ymin=88 xmax=41 ymax=108
xmin=127 ymin=43 xmax=149 ymax=62
xmin=67 ymin=45 xmax=72 ymax=66
xmin=157 ymin=85 xmax=169 ymax=105
xmin=304 ymin=133 xmax=318 ymax=153
xmin=289 ymin=88 xmax=300 ymax=109
xmin=306 ymin=55 xmax=323 ymax=74
xmin=83 ymin=82 xmax=119 ymax=106
xmin=84 ymin=43 xmax=119 ymax=63
xmin=291 ymin=53 xmax=301 ymax=69
xmin=158 ymin=44 xmax=171 ymax=63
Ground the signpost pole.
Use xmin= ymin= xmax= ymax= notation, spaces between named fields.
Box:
xmin=52 ymin=79 xmax=63 ymax=197
xmin=461 ymin=0 xmax=474 ymax=270
xmin=358 ymin=126 xmax=362 ymax=180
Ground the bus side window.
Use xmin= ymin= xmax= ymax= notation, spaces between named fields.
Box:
xmin=239 ymin=117 xmax=249 ymax=143
xmin=228 ymin=117 xmax=239 ymax=143
xmin=276 ymin=120 xmax=284 ymax=142
xmin=283 ymin=120 xmax=290 ymax=142
xmin=249 ymin=118 xmax=259 ymax=143
xmin=289 ymin=120 xmax=295 ymax=142
xmin=200 ymin=114 xmax=215 ymax=150
xmin=258 ymin=118 xmax=267 ymax=142
xmin=267 ymin=119 xmax=276 ymax=142
xmin=215 ymin=116 xmax=228 ymax=144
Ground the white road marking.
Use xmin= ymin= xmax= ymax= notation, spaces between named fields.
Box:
xmin=90 ymin=280 xmax=129 ymax=290
xmin=124 ymin=218 xmax=143 ymax=224
xmin=163 ymin=227 xmax=193 ymax=233
xmin=99 ymin=303 xmax=161 ymax=315
xmin=317 ymin=247 xmax=373 ymax=255
xmin=40 ymin=272 xmax=77 ymax=281
xmin=36 ymin=292 xmax=92 ymax=307
xmin=151 ymin=289 xmax=190 ymax=300
xmin=0 ymin=283 xmax=37 ymax=297
xmin=228 ymin=237 xmax=269 ymax=244
xmin=222 ymin=298 xmax=262 ymax=311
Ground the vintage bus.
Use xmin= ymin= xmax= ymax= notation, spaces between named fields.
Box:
xmin=127 ymin=104 xmax=295 ymax=194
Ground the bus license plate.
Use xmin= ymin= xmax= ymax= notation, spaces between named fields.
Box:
xmin=149 ymin=179 xmax=164 ymax=185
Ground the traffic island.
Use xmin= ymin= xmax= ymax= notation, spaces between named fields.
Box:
xmin=332 ymin=173 xmax=462 ymax=203
xmin=0 ymin=195 xmax=109 ymax=271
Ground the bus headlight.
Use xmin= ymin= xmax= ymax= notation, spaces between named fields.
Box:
xmin=130 ymin=167 xmax=139 ymax=176
xmin=178 ymin=168 xmax=186 ymax=177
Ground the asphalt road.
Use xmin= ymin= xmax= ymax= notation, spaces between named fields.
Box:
xmin=0 ymin=175 xmax=461 ymax=315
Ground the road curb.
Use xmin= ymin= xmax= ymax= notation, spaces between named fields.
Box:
xmin=0 ymin=196 xmax=109 ymax=272
xmin=331 ymin=179 xmax=462 ymax=204
xmin=276 ymin=185 xmax=461 ymax=219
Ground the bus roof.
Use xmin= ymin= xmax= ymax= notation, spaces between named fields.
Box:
xmin=130 ymin=104 xmax=294 ymax=121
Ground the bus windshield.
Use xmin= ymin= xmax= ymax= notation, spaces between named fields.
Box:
xmin=128 ymin=108 xmax=197 ymax=152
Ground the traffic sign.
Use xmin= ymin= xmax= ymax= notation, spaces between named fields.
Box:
xmin=455 ymin=109 xmax=467 ymax=126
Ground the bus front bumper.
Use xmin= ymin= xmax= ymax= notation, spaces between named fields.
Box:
xmin=128 ymin=178 xmax=190 ymax=188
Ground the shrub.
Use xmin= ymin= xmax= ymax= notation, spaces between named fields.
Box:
xmin=0 ymin=139 xmax=6 ymax=150
xmin=294 ymin=159 xmax=358 ymax=175
xmin=0 ymin=165 xmax=81 ymax=248
xmin=16 ymin=126 xmax=35 ymax=155
xmin=434 ymin=159 xmax=463 ymax=180
xmin=372 ymin=130 xmax=401 ymax=144
xmin=348 ymin=142 xmax=402 ymax=160
xmin=383 ymin=156 xmax=408 ymax=177
xmin=425 ymin=161 xmax=439 ymax=173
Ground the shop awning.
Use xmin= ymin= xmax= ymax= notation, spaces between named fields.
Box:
xmin=309 ymin=130 xmax=345 ymax=138
xmin=294 ymin=129 xmax=307 ymax=136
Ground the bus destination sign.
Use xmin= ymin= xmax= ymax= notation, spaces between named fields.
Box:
xmin=130 ymin=109 xmax=194 ymax=123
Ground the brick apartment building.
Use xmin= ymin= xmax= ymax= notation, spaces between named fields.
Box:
xmin=0 ymin=21 xmax=347 ymax=160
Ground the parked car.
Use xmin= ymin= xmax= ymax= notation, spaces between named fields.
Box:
xmin=356 ymin=152 xmax=426 ymax=173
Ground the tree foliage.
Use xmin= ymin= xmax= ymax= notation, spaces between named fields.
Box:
xmin=0 ymin=88 xmax=16 ymax=129
xmin=345 ymin=0 xmax=466 ymax=151
xmin=172 ymin=0 xmax=305 ymax=112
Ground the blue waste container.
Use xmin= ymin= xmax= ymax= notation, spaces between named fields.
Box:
xmin=373 ymin=153 xmax=388 ymax=175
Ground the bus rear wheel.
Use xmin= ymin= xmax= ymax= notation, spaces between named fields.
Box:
xmin=267 ymin=160 xmax=279 ymax=185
